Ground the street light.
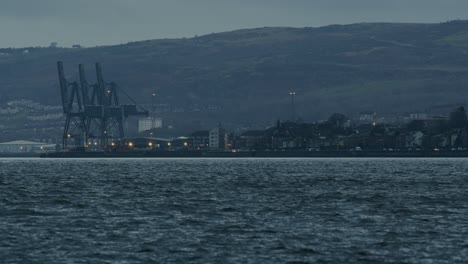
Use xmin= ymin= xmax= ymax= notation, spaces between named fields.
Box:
xmin=289 ymin=91 xmax=296 ymax=121
xmin=151 ymin=93 xmax=157 ymax=128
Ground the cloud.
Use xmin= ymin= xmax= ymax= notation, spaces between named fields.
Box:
xmin=0 ymin=0 xmax=467 ymax=47
xmin=0 ymin=0 xmax=135 ymax=20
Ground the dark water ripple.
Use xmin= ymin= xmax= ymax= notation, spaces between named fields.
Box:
xmin=1 ymin=158 xmax=468 ymax=263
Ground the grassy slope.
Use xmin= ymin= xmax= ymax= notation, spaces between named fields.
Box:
xmin=1 ymin=21 xmax=468 ymax=125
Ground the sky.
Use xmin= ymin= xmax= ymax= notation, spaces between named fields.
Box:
xmin=1 ymin=0 xmax=468 ymax=48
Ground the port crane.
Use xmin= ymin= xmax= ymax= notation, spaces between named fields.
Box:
xmin=58 ymin=61 xmax=148 ymax=150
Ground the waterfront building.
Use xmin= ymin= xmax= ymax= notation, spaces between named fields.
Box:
xmin=0 ymin=140 xmax=57 ymax=153
xmin=190 ymin=131 xmax=210 ymax=149
xmin=209 ymin=127 xmax=228 ymax=150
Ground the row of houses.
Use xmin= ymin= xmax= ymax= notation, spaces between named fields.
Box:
xmin=148 ymin=114 xmax=468 ymax=151
xmin=4 ymin=107 xmax=466 ymax=153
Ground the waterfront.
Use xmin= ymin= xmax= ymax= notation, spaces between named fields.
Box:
xmin=1 ymin=158 xmax=467 ymax=263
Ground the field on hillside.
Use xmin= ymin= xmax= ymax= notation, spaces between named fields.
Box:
xmin=1 ymin=20 xmax=468 ymax=127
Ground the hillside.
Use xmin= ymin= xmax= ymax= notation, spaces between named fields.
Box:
xmin=2 ymin=20 xmax=468 ymax=128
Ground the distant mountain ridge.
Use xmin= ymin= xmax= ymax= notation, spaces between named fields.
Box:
xmin=1 ymin=20 xmax=468 ymax=126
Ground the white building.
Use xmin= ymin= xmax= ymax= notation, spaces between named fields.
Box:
xmin=359 ymin=111 xmax=377 ymax=124
xmin=209 ymin=127 xmax=228 ymax=150
xmin=138 ymin=117 xmax=162 ymax=132
xmin=0 ymin=140 xmax=57 ymax=153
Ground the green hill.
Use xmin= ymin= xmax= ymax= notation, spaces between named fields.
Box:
xmin=2 ymin=20 xmax=468 ymax=127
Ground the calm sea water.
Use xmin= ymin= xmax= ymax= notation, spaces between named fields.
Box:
xmin=1 ymin=158 xmax=468 ymax=263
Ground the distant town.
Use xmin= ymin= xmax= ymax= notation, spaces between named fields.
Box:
xmin=1 ymin=96 xmax=468 ymax=155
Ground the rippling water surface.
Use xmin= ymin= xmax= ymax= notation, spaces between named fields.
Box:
xmin=1 ymin=158 xmax=468 ymax=263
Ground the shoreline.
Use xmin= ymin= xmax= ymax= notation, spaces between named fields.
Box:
xmin=37 ymin=150 xmax=468 ymax=158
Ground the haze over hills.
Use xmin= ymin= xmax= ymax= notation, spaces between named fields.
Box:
xmin=1 ymin=20 xmax=468 ymax=128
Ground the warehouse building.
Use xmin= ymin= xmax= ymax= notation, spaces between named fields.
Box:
xmin=0 ymin=140 xmax=57 ymax=153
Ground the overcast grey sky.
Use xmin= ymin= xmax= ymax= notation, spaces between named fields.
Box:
xmin=1 ymin=0 xmax=467 ymax=48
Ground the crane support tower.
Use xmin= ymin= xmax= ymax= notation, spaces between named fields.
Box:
xmin=57 ymin=61 xmax=148 ymax=150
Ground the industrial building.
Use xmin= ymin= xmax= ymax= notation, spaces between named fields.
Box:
xmin=138 ymin=117 xmax=163 ymax=132
xmin=0 ymin=140 xmax=57 ymax=153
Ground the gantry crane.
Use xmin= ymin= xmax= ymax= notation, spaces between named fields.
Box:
xmin=58 ymin=61 xmax=148 ymax=150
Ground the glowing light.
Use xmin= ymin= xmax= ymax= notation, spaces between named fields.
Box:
xmin=111 ymin=142 xmax=115 ymax=147
xmin=167 ymin=142 xmax=171 ymax=146
xmin=148 ymin=142 xmax=153 ymax=147
xmin=128 ymin=142 xmax=134 ymax=147
xmin=184 ymin=142 xmax=188 ymax=146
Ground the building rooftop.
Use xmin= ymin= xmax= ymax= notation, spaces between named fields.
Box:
xmin=0 ymin=140 xmax=55 ymax=146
